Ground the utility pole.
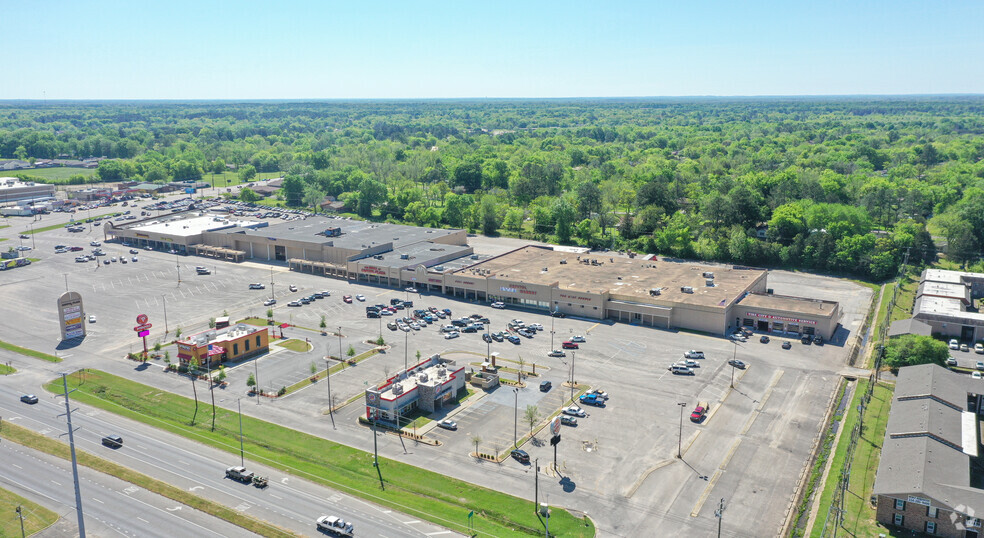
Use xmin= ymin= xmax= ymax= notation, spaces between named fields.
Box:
xmin=325 ymin=358 xmax=335 ymax=429
xmin=237 ymin=398 xmax=245 ymax=467
xmin=714 ymin=498 xmax=726 ymax=537
xmin=16 ymin=505 xmax=26 ymax=538
xmin=677 ymin=402 xmax=687 ymax=458
xmin=534 ymin=458 xmax=539 ymax=512
xmin=58 ymin=373 xmax=86 ymax=537
xmin=269 ymin=267 xmax=274 ymax=302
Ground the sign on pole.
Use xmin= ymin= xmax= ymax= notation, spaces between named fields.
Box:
xmin=549 ymin=416 xmax=561 ymax=436
xmin=57 ymin=291 xmax=86 ymax=340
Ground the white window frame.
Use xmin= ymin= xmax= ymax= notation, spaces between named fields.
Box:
xmin=894 ymin=513 xmax=904 ymax=526
xmin=894 ymin=499 xmax=905 ymax=510
xmin=927 ymin=506 xmax=938 ymax=518
xmin=926 ymin=521 xmax=936 ymax=534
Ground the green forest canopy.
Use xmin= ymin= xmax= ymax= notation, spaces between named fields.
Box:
xmin=3 ymin=97 xmax=984 ymax=280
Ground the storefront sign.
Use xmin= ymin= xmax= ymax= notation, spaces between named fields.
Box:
xmin=745 ymin=311 xmax=816 ymax=325
xmin=906 ymin=496 xmax=931 ymax=507
xmin=559 ymin=293 xmax=593 ymax=302
xmin=361 ymin=266 xmax=386 ymax=276
xmin=428 ymin=277 xmax=442 ymax=284
xmin=57 ymin=291 xmax=86 ymax=340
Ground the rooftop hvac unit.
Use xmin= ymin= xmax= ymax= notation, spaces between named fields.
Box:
xmin=543 ymin=267 xmax=548 ymax=272
xmin=649 ymin=288 xmax=661 ymax=296
xmin=418 ymin=372 xmax=429 ymax=382
xmin=392 ymin=383 xmax=403 ymax=395
xmin=434 ymin=265 xmax=444 ymax=271
xmin=703 ymin=272 xmax=715 ymax=278
xmin=470 ymin=254 xmax=479 ymax=260
xmin=400 ymin=254 xmax=409 ymax=259
xmin=705 ymin=280 xmax=715 ymax=287
xmin=681 ymin=286 xmax=694 ymax=293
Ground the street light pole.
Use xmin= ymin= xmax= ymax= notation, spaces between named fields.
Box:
xmin=714 ymin=498 xmax=726 ymax=537
xmin=569 ymin=351 xmax=576 ymax=404
xmin=677 ymin=402 xmax=687 ymax=458
xmin=731 ymin=341 xmax=738 ymax=388
xmin=237 ymin=398 xmax=245 ymax=467
xmin=325 ymin=358 xmax=335 ymax=429
xmin=161 ymin=295 xmax=168 ymax=333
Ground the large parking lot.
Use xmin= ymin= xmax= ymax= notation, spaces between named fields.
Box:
xmin=0 ymin=202 xmax=873 ymax=537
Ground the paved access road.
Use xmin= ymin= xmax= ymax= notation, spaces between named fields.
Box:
xmin=0 ymin=441 xmax=254 ymax=537
xmin=0 ymin=385 xmax=460 ymax=538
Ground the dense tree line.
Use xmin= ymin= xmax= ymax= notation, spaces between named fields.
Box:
xmin=3 ymin=97 xmax=984 ymax=280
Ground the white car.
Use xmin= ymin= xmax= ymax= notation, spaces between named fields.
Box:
xmin=289 ymin=285 xmax=298 ymax=292
xmin=90 ymin=241 xmax=101 ymax=247
xmin=491 ymin=301 xmax=505 ymax=309
xmin=15 ymin=245 xmax=31 ymax=251
xmin=75 ymin=256 xmax=88 ymax=263
xmin=405 ymin=287 xmax=417 ymax=293
xmin=976 ymin=343 xmax=984 ymax=354
xmin=974 ymin=372 xmax=983 ymax=380
xmin=249 ymin=283 xmax=265 ymax=290
xmin=547 ymin=349 xmax=566 ymax=357
xmin=263 ymin=299 xmax=276 ymax=306
xmin=355 ymin=294 xmax=366 ymax=302
xmin=444 ymin=331 xmax=460 ymax=339
xmin=380 ymin=309 xmax=393 ymax=316
xmin=682 ymin=358 xmax=700 ymax=368
xmin=949 ymin=339 xmax=960 ymax=350
xmin=571 ymin=335 xmax=586 ymax=343
xmin=562 ymin=406 xmax=586 ymax=417
xmin=730 ymin=334 xmax=747 ymax=342
xmin=88 ymin=315 xmax=96 ymax=323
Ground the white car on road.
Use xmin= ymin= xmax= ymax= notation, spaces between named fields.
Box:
xmin=444 ymin=331 xmax=460 ymax=339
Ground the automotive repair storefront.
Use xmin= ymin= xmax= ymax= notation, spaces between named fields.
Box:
xmin=733 ymin=293 xmax=840 ymax=339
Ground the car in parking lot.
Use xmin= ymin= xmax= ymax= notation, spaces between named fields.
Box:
xmin=571 ymin=335 xmax=586 ymax=343
xmin=491 ymin=301 xmax=505 ymax=309
xmin=760 ymin=335 xmax=770 ymax=343
xmin=491 ymin=332 xmax=504 ymax=342
xmin=782 ymin=341 xmax=792 ymax=350
xmin=961 ymin=344 xmax=970 ymax=352
xmin=289 ymin=285 xmax=298 ymax=292
xmin=482 ymin=333 xmax=492 ymax=343
xmin=20 ymin=394 xmax=38 ymax=404
xmin=977 ymin=343 xmax=984 ymax=354
xmin=949 ymin=339 xmax=960 ymax=350
xmin=976 ymin=361 xmax=984 ymax=370
xmin=444 ymin=331 xmax=460 ymax=339
xmin=129 ymin=249 xmax=139 ymax=254
xmin=539 ymin=380 xmax=552 ymax=392
xmin=560 ymin=415 xmax=578 ymax=426
xmin=728 ymin=359 xmax=747 ymax=369
xmin=387 ymin=321 xmax=398 ymax=330
xmin=669 ymin=363 xmax=694 ymax=375
xmin=342 ymin=295 xmax=352 ymax=303
xmin=405 ymin=287 xmax=417 ymax=293
xmin=562 ymin=341 xmax=578 ymax=349
xmin=69 ymin=246 xmax=84 ymax=251
xmin=548 ymin=349 xmax=566 ymax=357
xmin=682 ymin=358 xmax=699 ymax=368
xmin=248 ymin=283 xmax=265 ymax=290
xmin=263 ymin=299 xmax=276 ymax=306
xmin=690 ymin=402 xmax=708 ymax=423
xmin=355 ymin=294 xmax=366 ymax=302
xmin=90 ymin=241 xmax=101 ymax=246
xmin=579 ymin=394 xmax=605 ymax=406
xmin=101 ymin=434 xmax=123 ymax=448
xmin=731 ymin=333 xmax=748 ymax=342
xmin=437 ymin=419 xmax=457 ymax=431
xmin=946 ymin=357 xmax=958 ymax=366
xmin=506 ymin=334 xmax=521 ymax=344
xmin=288 ymin=301 xmax=301 ymax=307
xmin=586 ymin=388 xmax=608 ymax=399
xmin=551 ymin=311 xmax=566 ymax=318
xmin=75 ymin=256 xmax=88 ymax=263
xmin=563 ymin=406 xmax=586 ymax=417
xmin=684 ymin=350 xmax=704 ymax=359
xmin=89 ymin=315 xmax=96 ymax=323
xmin=801 ymin=335 xmax=812 ymax=344
xmin=974 ymin=372 xmax=983 ymax=380
xmin=131 ymin=257 xmax=138 ymax=262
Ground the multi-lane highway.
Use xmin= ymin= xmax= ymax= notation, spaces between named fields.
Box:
xmin=0 ymin=441 xmax=254 ymax=537
xmin=0 ymin=385 xmax=460 ymax=537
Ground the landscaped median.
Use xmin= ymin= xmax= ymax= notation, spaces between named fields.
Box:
xmin=47 ymin=370 xmax=595 ymax=537
xmin=22 ymin=212 xmax=122 ymax=234
xmin=0 ymin=485 xmax=58 ymax=536
xmin=0 ymin=339 xmax=61 ymax=362
xmin=281 ymin=348 xmax=380 ymax=398
xmin=0 ymin=420 xmax=295 ymax=537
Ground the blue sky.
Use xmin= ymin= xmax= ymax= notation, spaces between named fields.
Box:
xmin=2 ymin=0 xmax=981 ymax=99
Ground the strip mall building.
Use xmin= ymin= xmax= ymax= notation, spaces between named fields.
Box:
xmin=107 ymin=212 xmax=840 ymax=338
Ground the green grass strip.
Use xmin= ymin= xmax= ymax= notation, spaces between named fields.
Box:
xmin=47 ymin=370 xmax=594 ymax=537
xmin=0 ymin=363 xmax=16 ymax=375
xmin=0 ymin=340 xmax=61 ymax=362
xmin=22 ymin=212 xmax=121 ymax=234
xmin=0 ymin=485 xmax=59 ymax=536
xmin=0 ymin=421 xmax=296 ymax=537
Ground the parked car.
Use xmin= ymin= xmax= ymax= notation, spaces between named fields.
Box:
xmin=587 ymin=388 xmax=609 ymax=399
xmin=289 ymin=285 xmax=298 ymax=292
xmin=563 ymin=406 xmax=586 ymax=417
xmin=507 ymin=334 xmax=521 ymax=344
xmin=249 ymin=283 xmax=265 ymax=290
xmin=949 ymin=339 xmax=960 ymax=350
xmin=491 ymin=332 xmax=504 ymax=342
xmin=90 ymin=241 xmax=101 ymax=247
xmin=551 ymin=311 xmax=566 ymax=318
xmin=20 ymin=394 xmax=38 ymax=404
xmin=782 ymin=341 xmax=792 ymax=350
xmin=444 ymin=331 xmax=460 ymax=340
xmin=977 ymin=343 xmax=984 ymax=354
xmin=801 ymin=335 xmax=812 ymax=345
xmin=263 ymin=299 xmax=276 ymax=306
xmin=976 ymin=361 xmax=984 ymax=370
xmin=974 ymin=372 xmax=983 ymax=380
xmin=669 ymin=364 xmax=694 ymax=375
xmin=101 ymin=434 xmax=123 ymax=448
xmin=539 ymin=380 xmax=552 ymax=392
xmin=342 ymin=295 xmax=352 ymax=303
xmin=560 ymin=415 xmax=578 ymax=426
xmin=961 ymin=344 xmax=970 ymax=352
xmin=682 ymin=358 xmax=699 ymax=368
xmin=946 ymin=357 xmax=958 ymax=366
xmin=387 ymin=322 xmax=398 ymax=330
xmin=491 ymin=301 xmax=505 ymax=309
xmin=728 ymin=359 xmax=747 ymax=369
xmin=579 ymin=394 xmax=604 ymax=406
xmin=760 ymin=335 xmax=770 ymax=343
xmin=562 ymin=341 xmax=579 ymax=349
xmin=89 ymin=315 xmax=96 ymax=323
xmin=571 ymin=335 xmax=586 ymax=343
xmin=482 ymin=333 xmax=492 ymax=343
xmin=730 ymin=334 xmax=747 ymax=342
xmin=690 ymin=402 xmax=708 ymax=423
xmin=355 ymin=294 xmax=366 ymax=302
xmin=405 ymin=287 xmax=418 ymax=293
xmin=683 ymin=350 xmax=704 ymax=359
xmin=548 ymin=349 xmax=566 ymax=357
xmin=437 ymin=419 xmax=457 ymax=431
xmin=510 ymin=449 xmax=530 ymax=463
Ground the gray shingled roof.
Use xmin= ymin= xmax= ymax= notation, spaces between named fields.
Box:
xmin=887 ymin=318 xmax=932 ymax=338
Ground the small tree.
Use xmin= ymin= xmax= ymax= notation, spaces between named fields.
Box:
xmin=174 ymin=327 xmax=182 ymax=338
xmin=163 ymin=351 xmax=171 ymax=367
xmin=375 ymin=336 xmax=385 ymax=346
xmin=216 ymin=365 xmax=227 ymax=383
xmin=472 ymin=435 xmax=482 ymax=457
xmin=246 ymin=372 xmax=256 ymax=391
xmin=524 ymin=404 xmax=540 ymax=435
xmin=415 ymin=350 xmax=421 ymax=361
xmin=153 ymin=342 xmax=162 ymax=352
xmin=310 ymin=361 xmax=317 ymax=375
xmin=222 ymin=309 xmax=228 ymax=317
xmin=347 ymin=345 xmax=356 ymax=358
xmin=208 ymin=317 xmax=216 ymax=329
xmin=320 ymin=315 xmax=327 ymax=330
xmin=266 ymin=308 xmax=274 ymax=320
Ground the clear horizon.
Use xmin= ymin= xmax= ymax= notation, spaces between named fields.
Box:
xmin=2 ymin=0 xmax=981 ymax=99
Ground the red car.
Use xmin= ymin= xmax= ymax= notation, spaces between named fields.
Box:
xmin=342 ymin=295 xmax=353 ymax=303
xmin=690 ymin=402 xmax=708 ymax=423
xmin=562 ymin=341 xmax=579 ymax=349
xmin=69 ymin=246 xmax=84 ymax=252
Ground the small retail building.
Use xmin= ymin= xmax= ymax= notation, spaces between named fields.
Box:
xmin=873 ymin=363 xmax=984 ymax=537
xmin=364 ymin=355 xmax=465 ymax=424
xmin=176 ymin=323 xmax=270 ymax=368
xmin=913 ymin=269 xmax=984 ymax=343
xmin=0 ymin=177 xmax=55 ymax=205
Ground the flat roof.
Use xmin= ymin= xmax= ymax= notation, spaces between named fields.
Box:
xmin=738 ymin=293 xmax=838 ymax=318
xmin=231 ymin=218 xmax=463 ymax=250
xmin=364 ymin=242 xmax=473 ymax=269
xmin=918 ymin=281 xmax=970 ymax=302
xmin=463 ymin=245 xmax=765 ymax=308
xmin=379 ymin=361 xmax=460 ymax=401
xmin=132 ymin=215 xmax=261 ymax=238
xmin=922 ymin=268 xmax=984 ymax=285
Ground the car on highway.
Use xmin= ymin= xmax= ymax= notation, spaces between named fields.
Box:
xmin=437 ymin=419 xmax=458 ymax=431
xmin=548 ymin=349 xmax=566 ymax=357
xmin=248 ymin=283 xmax=265 ymax=290
xmin=782 ymin=341 xmax=792 ymax=350
xmin=355 ymin=294 xmax=366 ymax=302
xmin=101 ymin=434 xmax=123 ymax=448
xmin=20 ymin=394 xmax=38 ymax=404
xmin=444 ymin=331 xmax=460 ymax=339
xmin=571 ymin=335 xmax=586 ymax=343
xmin=315 ymin=515 xmax=354 ymax=537
xmin=728 ymin=359 xmax=747 ymax=369
xmin=563 ymin=406 xmax=586 ymax=417
xmin=342 ymin=295 xmax=352 ymax=303
xmin=491 ymin=301 xmax=505 ymax=309
xmin=510 ymin=449 xmax=530 ymax=463
xmin=263 ymin=299 xmax=276 ymax=306
xmin=690 ymin=402 xmax=708 ymax=423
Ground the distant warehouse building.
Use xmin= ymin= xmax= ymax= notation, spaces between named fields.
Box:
xmin=0 ymin=177 xmax=55 ymax=205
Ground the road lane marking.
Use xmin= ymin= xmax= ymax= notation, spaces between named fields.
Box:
xmin=137 ymin=517 xmax=149 ymax=523
xmin=92 ymin=497 xmax=104 ymax=504
xmin=425 ymin=532 xmax=452 ymax=536
xmin=50 ymin=480 xmax=61 ymax=486
xmin=403 ymin=520 xmax=421 ymax=524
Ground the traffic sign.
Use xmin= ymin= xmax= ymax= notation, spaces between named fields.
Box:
xmin=133 ymin=323 xmax=153 ymax=331
xmin=136 ymin=314 xmax=148 ymax=324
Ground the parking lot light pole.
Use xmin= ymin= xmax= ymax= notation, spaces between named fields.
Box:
xmin=161 ymin=295 xmax=168 ymax=333
xmin=569 ymin=351 xmax=576 ymax=404
xmin=325 ymin=358 xmax=335 ymax=429
xmin=513 ymin=387 xmax=519 ymax=448
xmin=731 ymin=341 xmax=738 ymax=388
xmin=677 ymin=402 xmax=687 ymax=458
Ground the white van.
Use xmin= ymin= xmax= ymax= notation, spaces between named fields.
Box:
xmin=670 ymin=364 xmax=694 ymax=375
